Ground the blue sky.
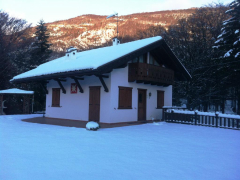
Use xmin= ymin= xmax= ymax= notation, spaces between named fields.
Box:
xmin=1 ymin=0 xmax=233 ymax=26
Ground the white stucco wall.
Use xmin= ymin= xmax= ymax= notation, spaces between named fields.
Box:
xmin=45 ymin=75 xmax=111 ymax=122
xmin=107 ymin=65 xmax=172 ymax=123
xmin=45 ymin=65 xmax=172 ymax=123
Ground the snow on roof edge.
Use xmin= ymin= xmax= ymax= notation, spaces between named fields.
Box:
xmin=0 ymin=88 xmax=34 ymax=94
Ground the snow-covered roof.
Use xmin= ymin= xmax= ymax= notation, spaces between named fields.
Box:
xmin=0 ymin=88 xmax=34 ymax=94
xmin=12 ymin=36 xmax=162 ymax=81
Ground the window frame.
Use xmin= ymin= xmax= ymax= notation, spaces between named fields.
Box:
xmin=52 ymin=88 xmax=61 ymax=107
xmin=118 ymin=86 xmax=133 ymax=109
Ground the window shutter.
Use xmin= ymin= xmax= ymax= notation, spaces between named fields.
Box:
xmin=52 ymin=89 xmax=56 ymax=106
xmin=118 ymin=87 xmax=132 ymax=109
xmin=56 ymin=89 xmax=60 ymax=106
xmin=119 ymin=88 xmax=125 ymax=108
xmin=126 ymin=88 xmax=132 ymax=108
xmin=52 ymin=88 xmax=60 ymax=107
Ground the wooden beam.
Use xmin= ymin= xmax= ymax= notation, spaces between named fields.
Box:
xmin=98 ymin=76 xmax=109 ymax=92
xmin=54 ymin=79 xmax=66 ymax=94
xmin=72 ymin=77 xmax=84 ymax=93
xmin=40 ymin=82 xmax=48 ymax=94
xmin=58 ymin=78 xmax=67 ymax=82
xmin=115 ymin=63 xmax=128 ymax=69
xmin=151 ymin=82 xmax=157 ymax=85
xmin=95 ymin=74 xmax=109 ymax=78
xmin=144 ymin=81 xmax=151 ymax=84
xmin=73 ymin=76 xmax=84 ymax=80
xmin=136 ymin=80 xmax=143 ymax=83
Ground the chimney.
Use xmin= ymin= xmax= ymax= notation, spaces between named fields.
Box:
xmin=66 ymin=46 xmax=77 ymax=59
xmin=112 ymin=37 xmax=120 ymax=46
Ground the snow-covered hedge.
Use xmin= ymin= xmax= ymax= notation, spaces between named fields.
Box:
xmin=86 ymin=121 xmax=100 ymax=131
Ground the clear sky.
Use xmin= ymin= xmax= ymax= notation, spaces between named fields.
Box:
xmin=1 ymin=0 xmax=233 ymax=26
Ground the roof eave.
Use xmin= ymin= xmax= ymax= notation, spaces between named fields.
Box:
xmin=11 ymin=69 xmax=99 ymax=84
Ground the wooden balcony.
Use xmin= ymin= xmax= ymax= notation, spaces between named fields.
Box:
xmin=128 ymin=63 xmax=174 ymax=85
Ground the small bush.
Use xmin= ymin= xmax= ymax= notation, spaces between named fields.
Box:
xmin=86 ymin=121 xmax=100 ymax=131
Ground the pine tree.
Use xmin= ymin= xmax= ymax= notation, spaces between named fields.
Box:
xmin=231 ymin=0 xmax=240 ymax=59
xmin=214 ymin=0 xmax=240 ymax=59
xmin=24 ymin=20 xmax=52 ymax=112
xmin=213 ymin=0 xmax=240 ymax=114
xmin=31 ymin=19 xmax=52 ymax=68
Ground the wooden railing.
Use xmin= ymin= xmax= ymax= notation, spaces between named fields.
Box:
xmin=163 ymin=109 xmax=240 ymax=130
xmin=128 ymin=63 xmax=174 ymax=85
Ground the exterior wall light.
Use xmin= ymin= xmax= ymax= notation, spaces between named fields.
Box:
xmin=149 ymin=92 xmax=152 ymax=98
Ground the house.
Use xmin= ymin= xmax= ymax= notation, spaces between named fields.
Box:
xmin=11 ymin=36 xmax=191 ymax=124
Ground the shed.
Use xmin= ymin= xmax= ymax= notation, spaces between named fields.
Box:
xmin=0 ymin=88 xmax=34 ymax=115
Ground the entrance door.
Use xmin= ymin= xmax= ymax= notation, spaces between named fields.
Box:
xmin=89 ymin=86 xmax=101 ymax=122
xmin=138 ymin=89 xmax=146 ymax=121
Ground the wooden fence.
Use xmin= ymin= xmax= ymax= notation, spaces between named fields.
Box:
xmin=163 ymin=109 xmax=240 ymax=130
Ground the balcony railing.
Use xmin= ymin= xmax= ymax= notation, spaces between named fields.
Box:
xmin=128 ymin=63 xmax=174 ymax=85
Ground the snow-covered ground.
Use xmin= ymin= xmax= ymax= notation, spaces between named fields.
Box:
xmin=0 ymin=115 xmax=239 ymax=180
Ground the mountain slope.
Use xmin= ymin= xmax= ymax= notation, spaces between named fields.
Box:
xmin=31 ymin=8 xmax=197 ymax=52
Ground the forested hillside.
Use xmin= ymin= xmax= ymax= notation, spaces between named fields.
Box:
xmin=27 ymin=8 xmax=196 ymax=52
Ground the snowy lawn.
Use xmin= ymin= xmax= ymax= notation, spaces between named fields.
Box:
xmin=0 ymin=115 xmax=239 ymax=180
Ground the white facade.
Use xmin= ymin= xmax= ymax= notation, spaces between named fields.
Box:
xmin=45 ymin=63 xmax=172 ymax=123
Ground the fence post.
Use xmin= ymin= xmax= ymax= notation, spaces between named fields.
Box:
xmin=215 ymin=112 xmax=219 ymax=128
xmin=162 ymin=108 xmax=165 ymax=121
xmin=171 ymin=110 xmax=174 ymax=122
xmin=194 ymin=110 xmax=198 ymax=125
xmin=0 ymin=95 xmax=3 ymax=115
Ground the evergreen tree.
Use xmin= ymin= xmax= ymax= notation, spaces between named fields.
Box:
xmin=31 ymin=19 xmax=52 ymax=68
xmin=231 ymin=0 xmax=240 ymax=59
xmin=27 ymin=20 xmax=52 ymax=112
xmin=213 ymin=0 xmax=240 ymax=113
xmin=214 ymin=0 xmax=240 ymax=59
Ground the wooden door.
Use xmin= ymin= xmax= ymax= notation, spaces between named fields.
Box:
xmin=89 ymin=86 xmax=101 ymax=122
xmin=138 ymin=89 xmax=146 ymax=121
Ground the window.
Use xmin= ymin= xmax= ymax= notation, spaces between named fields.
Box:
xmin=132 ymin=57 xmax=138 ymax=63
xmin=157 ymin=91 xmax=164 ymax=109
xmin=149 ymin=55 xmax=153 ymax=64
xmin=154 ymin=60 xmax=160 ymax=66
xmin=131 ymin=53 xmax=147 ymax=63
xmin=118 ymin=87 xmax=132 ymax=109
xmin=139 ymin=55 xmax=144 ymax=63
xmin=52 ymin=88 xmax=60 ymax=107
xmin=149 ymin=53 xmax=160 ymax=66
